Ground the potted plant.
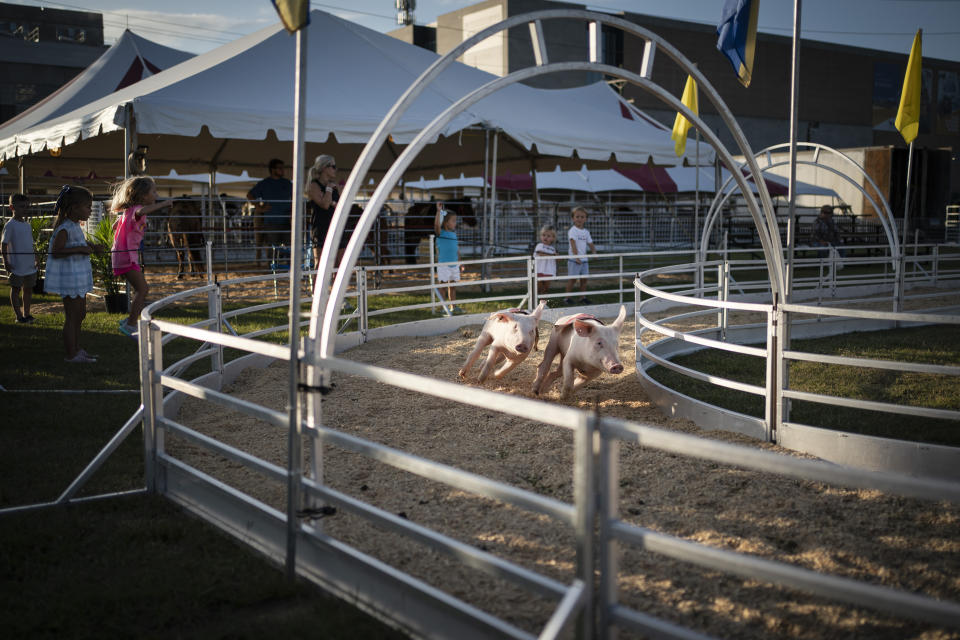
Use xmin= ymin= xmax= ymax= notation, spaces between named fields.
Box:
xmin=30 ymin=214 xmax=51 ymax=294
xmin=88 ymin=214 xmax=128 ymax=313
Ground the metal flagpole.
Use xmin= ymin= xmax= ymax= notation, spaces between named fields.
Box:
xmin=778 ymin=0 xmax=803 ymax=437
xmin=786 ymin=0 xmax=801 ymax=301
xmin=285 ymin=25 xmax=308 ymax=581
xmin=694 ymin=131 xmax=700 ymax=250
xmin=897 ymin=141 xmax=914 ymax=312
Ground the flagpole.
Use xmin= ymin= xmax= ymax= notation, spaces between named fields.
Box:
xmin=285 ymin=23 xmax=308 ymax=581
xmin=694 ymin=130 xmax=700 ymax=249
xmin=785 ymin=0 xmax=801 ymax=301
xmin=897 ymin=140 xmax=914 ymax=311
xmin=894 ymin=28 xmax=921 ymax=313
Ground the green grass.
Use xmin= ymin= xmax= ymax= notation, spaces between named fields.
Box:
xmin=0 ymin=285 xmax=405 ymax=639
xmin=646 ymin=325 xmax=960 ymax=446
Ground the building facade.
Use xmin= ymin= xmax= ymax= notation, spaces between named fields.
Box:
xmin=391 ymin=0 xmax=960 ymax=220
xmin=0 ymin=2 xmax=106 ymax=124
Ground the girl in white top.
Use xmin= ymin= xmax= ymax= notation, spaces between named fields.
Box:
xmin=45 ymin=185 xmax=106 ymax=363
xmin=533 ymin=224 xmax=557 ymax=297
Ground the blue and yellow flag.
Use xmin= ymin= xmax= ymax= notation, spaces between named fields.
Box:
xmin=271 ymin=0 xmax=309 ymax=33
xmin=671 ymin=75 xmax=699 ymax=157
xmin=895 ymin=29 xmax=922 ymax=144
xmin=716 ymin=0 xmax=759 ymax=88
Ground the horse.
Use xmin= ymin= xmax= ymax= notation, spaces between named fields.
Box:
xmin=166 ymin=197 xmax=205 ymax=279
xmin=401 ymin=200 xmax=477 ymax=265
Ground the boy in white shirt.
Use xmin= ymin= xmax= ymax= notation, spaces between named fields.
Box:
xmin=564 ymin=207 xmax=595 ymax=305
xmin=1 ymin=194 xmax=38 ymax=323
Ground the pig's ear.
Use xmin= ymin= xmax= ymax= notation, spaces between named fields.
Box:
xmin=573 ymin=319 xmax=595 ymax=336
xmin=612 ymin=305 xmax=627 ymax=331
xmin=495 ymin=313 xmax=511 ymax=323
xmin=533 ymin=301 xmax=546 ymax=319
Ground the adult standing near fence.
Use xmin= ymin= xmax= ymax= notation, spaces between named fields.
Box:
xmin=813 ymin=204 xmax=844 ymax=261
xmin=246 ymin=158 xmax=293 ymax=254
xmin=305 ymin=154 xmax=338 ymax=268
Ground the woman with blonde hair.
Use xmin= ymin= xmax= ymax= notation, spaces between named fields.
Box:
xmin=305 ymin=154 xmax=339 ymax=267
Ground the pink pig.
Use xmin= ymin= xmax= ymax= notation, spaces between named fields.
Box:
xmin=531 ymin=305 xmax=627 ymax=399
xmin=459 ymin=301 xmax=546 ymax=383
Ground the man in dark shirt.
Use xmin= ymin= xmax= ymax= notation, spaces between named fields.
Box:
xmin=246 ymin=158 xmax=293 ymax=250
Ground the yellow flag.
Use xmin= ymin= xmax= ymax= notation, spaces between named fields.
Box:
xmin=895 ymin=29 xmax=922 ymax=143
xmin=271 ymin=0 xmax=309 ymax=33
xmin=671 ymin=75 xmax=699 ymax=157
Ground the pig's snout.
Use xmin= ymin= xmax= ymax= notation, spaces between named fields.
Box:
xmin=515 ymin=343 xmax=529 ymax=354
xmin=608 ymin=363 xmax=624 ymax=374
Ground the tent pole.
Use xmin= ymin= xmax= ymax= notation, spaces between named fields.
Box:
xmin=482 ymin=128 xmax=490 ymax=269
xmin=18 ymin=157 xmax=24 ymax=193
xmin=490 ymin=130 xmax=499 ymax=259
xmin=285 ymin=25 xmax=308 ymax=582
xmin=123 ymin=105 xmax=132 ymax=181
xmin=530 ymin=155 xmax=540 ymax=234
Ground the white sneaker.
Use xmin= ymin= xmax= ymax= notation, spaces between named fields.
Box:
xmin=65 ymin=353 xmax=96 ymax=363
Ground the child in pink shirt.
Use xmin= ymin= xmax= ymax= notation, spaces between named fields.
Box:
xmin=110 ymin=177 xmax=172 ymax=337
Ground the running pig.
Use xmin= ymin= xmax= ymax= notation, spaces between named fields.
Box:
xmin=531 ymin=305 xmax=627 ymax=400
xmin=459 ymin=301 xmax=546 ymax=383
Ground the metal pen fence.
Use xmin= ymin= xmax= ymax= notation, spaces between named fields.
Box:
xmin=145 ymin=262 xmax=959 ymax=637
xmin=634 ymin=250 xmax=960 ymax=479
xmin=5 ymin=245 xmax=959 ymax=638
xmin=5 ymin=194 xmax=901 ymax=298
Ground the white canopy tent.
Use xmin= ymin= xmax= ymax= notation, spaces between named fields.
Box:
xmin=404 ymin=165 xmax=839 ymax=197
xmin=0 ymin=10 xmax=707 ymax=185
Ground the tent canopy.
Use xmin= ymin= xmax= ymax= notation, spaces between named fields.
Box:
xmin=1 ymin=10 xmax=708 ymax=183
xmin=405 ymin=165 xmax=839 ymax=198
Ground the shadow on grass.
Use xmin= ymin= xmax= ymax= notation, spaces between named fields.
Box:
xmin=0 ymin=495 xmax=406 ymax=639
xmin=0 ymin=288 xmax=406 ymax=639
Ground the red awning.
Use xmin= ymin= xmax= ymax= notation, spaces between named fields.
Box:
xmin=613 ymin=165 xmax=678 ymax=194
xmin=487 ymin=172 xmax=533 ymax=191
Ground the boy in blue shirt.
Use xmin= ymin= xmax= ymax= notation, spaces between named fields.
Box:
xmin=434 ymin=202 xmax=464 ymax=314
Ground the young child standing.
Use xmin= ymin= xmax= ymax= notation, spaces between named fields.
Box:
xmin=44 ymin=185 xmax=106 ymax=363
xmin=533 ymin=224 xmax=557 ymax=298
xmin=434 ymin=202 xmax=464 ymax=314
xmin=1 ymin=193 xmax=38 ymax=323
xmin=110 ymin=176 xmax=172 ymax=337
xmin=564 ymin=206 xmax=595 ymax=305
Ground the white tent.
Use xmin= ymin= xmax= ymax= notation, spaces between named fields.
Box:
xmin=0 ymin=10 xmax=701 ymax=182
xmin=405 ymin=165 xmax=838 ymax=197
xmin=0 ymin=30 xmax=192 ymax=144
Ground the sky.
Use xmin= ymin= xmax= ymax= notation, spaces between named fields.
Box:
xmin=8 ymin=0 xmax=960 ymax=61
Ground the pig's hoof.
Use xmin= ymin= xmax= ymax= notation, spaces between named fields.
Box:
xmin=457 ymin=369 xmax=467 ymax=379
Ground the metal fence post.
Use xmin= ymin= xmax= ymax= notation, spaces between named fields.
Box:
xmin=597 ymin=427 xmax=619 ymax=639
xmin=359 ymin=267 xmax=369 ymax=342
xmin=206 ymin=242 xmax=223 ymax=377
xmin=528 ymin=256 xmax=537 ymax=310
xmin=765 ymin=293 xmax=780 ymax=443
xmin=574 ymin=412 xmax=597 ymax=640
xmin=618 ymin=255 xmax=624 ymax=305
xmin=140 ymin=317 xmax=163 ymax=493
xmin=933 ymin=245 xmax=939 ymax=286
xmin=429 ymin=233 xmax=437 ymax=314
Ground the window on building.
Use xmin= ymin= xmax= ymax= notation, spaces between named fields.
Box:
xmin=601 ymin=24 xmax=623 ymax=68
xmin=15 ymin=84 xmax=39 ymax=108
xmin=57 ymin=26 xmax=87 ymax=43
xmin=0 ymin=21 xmax=40 ymax=42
